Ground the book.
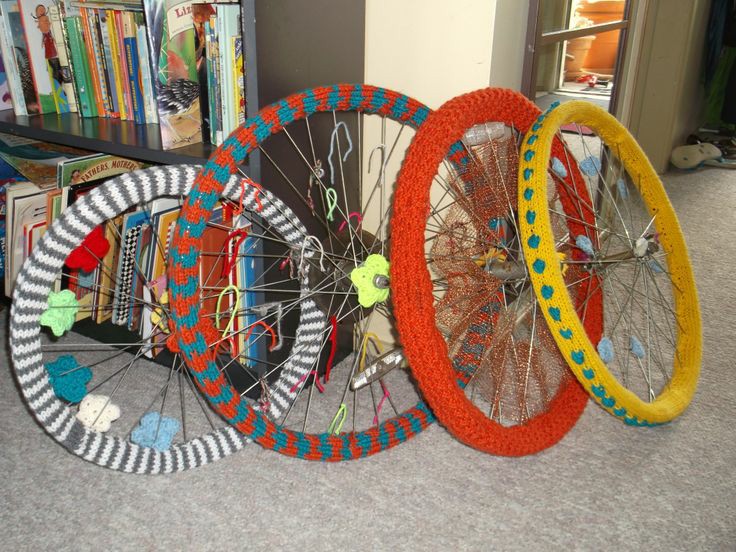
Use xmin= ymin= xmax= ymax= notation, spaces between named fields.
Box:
xmin=48 ymin=2 xmax=78 ymax=112
xmin=64 ymin=16 xmax=97 ymax=117
xmin=122 ymin=10 xmax=145 ymax=124
xmin=0 ymin=2 xmax=26 ymax=115
xmin=4 ymin=179 xmax=41 ymax=295
xmin=97 ymin=9 xmax=121 ymax=118
xmin=0 ymin=1 xmax=38 ymax=113
xmin=0 ymin=132 xmax=88 ymax=187
xmin=0 ymin=44 xmax=12 ymax=110
xmin=143 ymin=0 xmax=202 ymax=149
xmin=113 ymin=10 xmax=134 ymax=121
xmin=16 ymin=0 xmax=68 ymax=113
xmin=191 ymin=2 xmax=212 ymax=139
xmin=57 ymin=152 xmax=146 ymax=188
xmin=135 ymin=11 xmax=157 ymax=123
xmin=78 ymin=8 xmax=104 ymax=115
xmin=81 ymin=7 xmax=112 ymax=116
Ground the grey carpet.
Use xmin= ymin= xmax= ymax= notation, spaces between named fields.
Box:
xmin=1 ymin=167 xmax=734 ymax=551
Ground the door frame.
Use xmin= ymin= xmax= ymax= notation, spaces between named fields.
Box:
xmin=521 ymin=0 xmax=633 ymax=114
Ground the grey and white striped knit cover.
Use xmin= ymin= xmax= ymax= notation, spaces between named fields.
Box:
xmin=10 ymin=165 xmax=326 ymax=474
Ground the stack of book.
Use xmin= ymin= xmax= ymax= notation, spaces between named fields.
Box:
xmin=0 ymin=0 xmax=246 ymax=150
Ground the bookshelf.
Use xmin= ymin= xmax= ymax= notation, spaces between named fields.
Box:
xmin=0 ymin=0 xmax=260 ymax=168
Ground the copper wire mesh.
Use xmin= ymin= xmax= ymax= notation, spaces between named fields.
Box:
xmin=430 ymin=129 xmax=575 ymax=424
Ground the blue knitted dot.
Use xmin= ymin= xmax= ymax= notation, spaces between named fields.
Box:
xmin=602 ymin=396 xmax=616 ymax=408
xmin=548 ymin=306 xmax=561 ymax=321
xmin=579 ymin=156 xmax=602 ymax=177
xmin=527 ymin=234 xmax=540 ymax=249
xmin=532 ymin=122 xmax=541 ymax=131
xmin=524 ymin=149 xmax=535 ymax=162
xmin=571 ymin=350 xmax=585 ymax=365
xmin=597 ymin=337 xmax=615 ymax=363
xmin=523 ymin=187 xmax=534 ymax=201
xmin=523 ymin=168 xmax=533 ymax=181
xmin=532 ymin=259 xmax=546 ymax=274
xmin=551 ymin=157 xmax=567 ymax=178
xmin=591 ymin=384 xmax=606 ymax=398
xmin=541 ymin=284 xmax=554 ymax=299
xmin=525 ymin=210 xmax=536 ymax=224
xmin=527 ymin=134 xmax=538 ymax=145
xmin=582 ymin=368 xmax=595 ymax=379
xmin=613 ymin=407 xmax=627 ymax=417
xmin=559 ymin=328 xmax=573 ymax=340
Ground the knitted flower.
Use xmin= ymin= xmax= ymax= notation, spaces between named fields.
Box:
xmin=65 ymin=225 xmax=110 ymax=272
xmin=40 ymin=290 xmax=79 ymax=336
xmin=350 ymin=254 xmax=389 ymax=308
xmin=76 ymin=394 xmax=120 ymax=432
xmin=131 ymin=412 xmax=180 ymax=451
xmin=45 ymin=355 xmax=92 ymax=403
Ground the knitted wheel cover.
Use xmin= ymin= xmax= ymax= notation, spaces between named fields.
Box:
xmin=391 ymin=88 xmax=603 ymax=455
xmin=9 ymin=165 xmax=317 ymax=473
xmin=169 ymin=84 xmax=439 ymax=461
xmin=517 ymin=100 xmax=701 ymax=424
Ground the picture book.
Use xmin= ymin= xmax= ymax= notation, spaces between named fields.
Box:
xmin=48 ymin=2 xmax=78 ymax=112
xmin=0 ymin=49 xmax=12 ymax=110
xmin=0 ymin=132 xmax=88 ymax=187
xmin=143 ymin=0 xmax=202 ymax=149
xmin=0 ymin=1 xmax=38 ymax=113
xmin=57 ymin=152 xmax=146 ymax=188
xmin=16 ymin=0 xmax=70 ymax=113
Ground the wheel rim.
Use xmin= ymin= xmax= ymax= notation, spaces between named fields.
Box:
xmin=518 ymin=100 xmax=701 ymax=424
xmin=392 ymin=88 xmax=602 ymax=456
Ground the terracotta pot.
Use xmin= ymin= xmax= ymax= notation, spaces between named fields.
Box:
xmin=565 ymin=35 xmax=596 ymax=79
xmin=577 ymin=0 xmax=625 ymax=75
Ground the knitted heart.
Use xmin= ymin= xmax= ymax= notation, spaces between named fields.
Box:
xmin=66 ymin=225 xmax=110 ymax=272
xmin=45 ymin=355 xmax=92 ymax=403
xmin=131 ymin=412 xmax=181 ymax=451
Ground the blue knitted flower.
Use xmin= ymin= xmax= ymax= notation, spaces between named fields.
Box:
xmin=131 ymin=412 xmax=180 ymax=451
xmin=45 ymin=355 xmax=92 ymax=403
xmin=579 ymin=156 xmax=602 ymax=177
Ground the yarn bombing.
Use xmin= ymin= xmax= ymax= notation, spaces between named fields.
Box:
xmin=575 ymin=235 xmax=595 ymax=258
xmin=579 ymin=156 xmax=602 ymax=177
xmin=349 ymin=254 xmax=390 ymax=308
xmin=597 ymin=337 xmax=615 ymax=364
xmin=76 ymin=394 xmax=121 ymax=432
xmin=65 ymin=225 xmax=110 ymax=272
xmin=551 ymin=156 xmax=568 ymax=178
xmin=40 ymin=290 xmax=79 ymax=336
xmin=45 ymin=355 xmax=92 ymax=403
xmin=131 ymin=412 xmax=181 ymax=451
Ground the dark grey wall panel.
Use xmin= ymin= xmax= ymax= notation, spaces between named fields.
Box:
xmin=254 ymin=0 xmax=365 ymax=105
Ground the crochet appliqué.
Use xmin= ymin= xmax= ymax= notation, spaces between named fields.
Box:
xmin=40 ymin=290 xmax=79 ymax=336
xmin=131 ymin=412 xmax=181 ymax=451
xmin=45 ymin=355 xmax=92 ymax=403
xmin=349 ymin=254 xmax=389 ymax=308
xmin=76 ymin=394 xmax=121 ymax=432
xmin=65 ymin=225 xmax=110 ymax=272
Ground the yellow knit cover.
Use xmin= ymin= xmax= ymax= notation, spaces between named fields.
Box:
xmin=518 ymin=100 xmax=701 ymax=425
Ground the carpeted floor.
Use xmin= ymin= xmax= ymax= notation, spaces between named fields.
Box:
xmin=1 ymin=167 xmax=734 ymax=551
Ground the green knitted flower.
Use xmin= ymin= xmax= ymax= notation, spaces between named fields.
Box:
xmin=40 ymin=290 xmax=79 ymax=337
xmin=350 ymin=254 xmax=390 ymax=308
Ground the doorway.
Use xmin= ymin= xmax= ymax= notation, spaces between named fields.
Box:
xmin=521 ymin=0 xmax=632 ymax=114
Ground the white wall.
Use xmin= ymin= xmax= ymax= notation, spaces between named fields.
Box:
xmin=489 ymin=0 xmax=530 ymax=90
xmin=364 ymin=0 xmax=496 ymax=108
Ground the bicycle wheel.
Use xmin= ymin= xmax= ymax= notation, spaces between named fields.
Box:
xmin=9 ymin=165 xmax=297 ymax=473
xmin=169 ymin=84 xmax=446 ymax=461
xmin=391 ymin=87 xmax=602 ymax=455
xmin=518 ymin=100 xmax=701 ymax=424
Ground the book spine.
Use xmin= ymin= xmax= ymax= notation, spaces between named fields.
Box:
xmin=107 ymin=10 xmax=124 ymax=120
xmin=16 ymin=0 xmax=55 ymax=113
xmin=0 ymin=5 xmax=26 ymax=115
xmin=123 ymin=13 xmax=145 ymax=125
xmin=233 ymin=34 xmax=244 ymax=126
xmin=112 ymin=10 xmax=133 ymax=121
xmin=135 ymin=16 xmax=157 ymax=124
xmin=81 ymin=8 xmax=109 ymax=116
xmin=217 ymin=6 xmax=230 ymax=141
xmin=204 ymin=19 xmax=217 ymax=145
xmin=65 ymin=17 xmax=96 ymax=118
xmin=209 ymin=14 xmax=222 ymax=145
xmin=48 ymin=4 xmax=78 ymax=113
xmin=98 ymin=10 xmax=120 ymax=118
